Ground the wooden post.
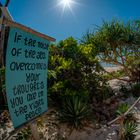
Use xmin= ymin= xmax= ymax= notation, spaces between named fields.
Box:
xmin=0 ymin=13 xmax=4 ymax=67
xmin=0 ymin=10 xmax=6 ymax=107
xmin=30 ymin=121 xmax=40 ymax=140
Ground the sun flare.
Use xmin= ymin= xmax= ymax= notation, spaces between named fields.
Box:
xmin=58 ymin=0 xmax=74 ymax=11
xmin=56 ymin=0 xmax=79 ymax=17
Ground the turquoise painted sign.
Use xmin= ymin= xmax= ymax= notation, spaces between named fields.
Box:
xmin=6 ymin=27 xmax=50 ymax=128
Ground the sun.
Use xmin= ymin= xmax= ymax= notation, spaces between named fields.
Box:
xmin=60 ymin=0 xmax=73 ymax=9
xmin=56 ymin=0 xmax=79 ymax=17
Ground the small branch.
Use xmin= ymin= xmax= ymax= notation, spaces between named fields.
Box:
xmin=107 ymin=115 xmax=124 ymax=126
xmin=124 ymin=97 xmax=140 ymax=116
xmin=103 ymin=68 xmax=131 ymax=82
xmin=107 ymin=96 xmax=140 ymax=126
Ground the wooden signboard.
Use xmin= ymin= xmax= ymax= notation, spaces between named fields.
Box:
xmin=4 ymin=19 xmax=55 ymax=129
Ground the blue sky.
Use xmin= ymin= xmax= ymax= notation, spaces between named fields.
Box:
xmin=2 ymin=0 xmax=140 ymax=41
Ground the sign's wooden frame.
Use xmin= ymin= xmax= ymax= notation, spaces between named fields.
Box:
xmin=3 ymin=18 xmax=56 ymax=42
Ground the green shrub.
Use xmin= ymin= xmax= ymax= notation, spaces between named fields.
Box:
xmin=123 ymin=121 xmax=137 ymax=140
xmin=48 ymin=37 xmax=107 ymax=105
xmin=126 ymin=55 xmax=140 ymax=82
xmin=116 ymin=103 xmax=129 ymax=116
xmin=102 ymin=69 xmax=125 ymax=80
xmin=59 ymin=95 xmax=90 ymax=129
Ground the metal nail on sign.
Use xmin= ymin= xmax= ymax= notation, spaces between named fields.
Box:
xmin=5 ymin=25 xmax=54 ymax=128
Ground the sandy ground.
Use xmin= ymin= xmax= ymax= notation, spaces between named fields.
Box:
xmin=68 ymin=125 xmax=119 ymax=140
xmin=68 ymin=78 xmax=139 ymax=140
xmin=104 ymin=66 xmax=123 ymax=73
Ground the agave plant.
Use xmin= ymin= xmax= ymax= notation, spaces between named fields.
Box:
xmin=116 ymin=103 xmax=129 ymax=116
xmin=123 ymin=121 xmax=137 ymax=140
xmin=59 ymin=95 xmax=90 ymax=129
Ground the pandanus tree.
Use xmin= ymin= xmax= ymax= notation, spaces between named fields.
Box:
xmin=82 ymin=19 xmax=140 ymax=82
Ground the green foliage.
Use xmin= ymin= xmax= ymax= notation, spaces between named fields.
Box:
xmin=59 ymin=94 xmax=90 ymax=129
xmin=102 ymin=70 xmax=125 ymax=80
xmin=48 ymin=37 xmax=107 ymax=105
xmin=48 ymin=70 xmax=57 ymax=79
xmin=116 ymin=103 xmax=129 ymax=115
xmin=82 ymin=19 xmax=140 ymax=82
xmin=123 ymin=121 xmax=137 ymax=140
xmin=122 ymin=113 xmax=137 ymax=140
xmin=126 ymin=55 xmax=140 ymax=82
